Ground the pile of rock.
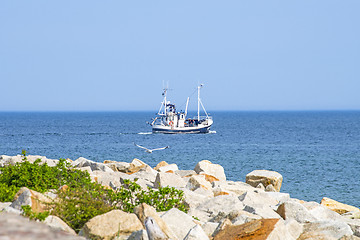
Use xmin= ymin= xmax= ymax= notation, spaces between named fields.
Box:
xmin=0 ymin=155 xmax=359 ymax=240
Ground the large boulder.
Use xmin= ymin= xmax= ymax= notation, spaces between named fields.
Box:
xmin=134 ymin=203 xmax=177 ymax=240
xmin=298 ymin=220 xmax=353 ymax=240
xmin=160 ymin=208 xmax=197 ymax=240
xmin=238 ymin=190 xmax=279 ymax=209
xmin=103 ymin=160 xmax=131 ymax=172
xmin=0 ymin=212 xmax=85 ymax=240
xmin=79 ymin=209 xmax=143 ymax=240
xmin=144 ymin=217 xmax=168 ymax=240
xmin=185 ymin=174 xmax=212 ymax=191
xmin=212 ymin=181 xmax=255 ymax=196
xmin=213 ymin=218 xmax=300 ymax=240
xmin=72 ymin=157 xmax=113 ymax=172
xmin=44 ymin=215 xmax=76 ymax=235
xmin=157 ymin=163 xmax=179 ymax=173
xmin=321 ymin=197 xmax=360 ymax=215
xmin=246 ymin=170 xmax=283 ymax=192
xmin=276 ymin=201 xmax=317 ymax=223
xmin=154 ymin=172 xmax=187 ymax=189
xmin=189 ymin=195 xmax=244 ymax=222
xmin=194 ymin=160 xmax=226 ymax=182
xmin=10 ymin=187 xmax=52 ymax=213
xmin=184 ymin=224 xmax=210 ymax=240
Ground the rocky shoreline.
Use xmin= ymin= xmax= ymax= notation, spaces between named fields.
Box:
xmin=0 ymin=154 xmax=359 ymax=240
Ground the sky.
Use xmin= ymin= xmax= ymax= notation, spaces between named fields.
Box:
xmin=1 ymin=1 xmax=359 ymax=111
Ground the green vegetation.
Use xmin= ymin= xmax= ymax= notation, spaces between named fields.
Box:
xmin=0 ymin=151 xmax=188 ymax=233
xmin=21 ymin=205 xmax=49 ymax=221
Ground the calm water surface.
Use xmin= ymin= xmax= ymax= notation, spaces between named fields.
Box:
xmin=0 ymin=111 xmax=359 ymax=207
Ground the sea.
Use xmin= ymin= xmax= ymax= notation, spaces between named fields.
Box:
xmin=0 ymin=111 xmax=359 ymax=208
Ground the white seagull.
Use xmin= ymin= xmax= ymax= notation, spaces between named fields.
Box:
xmin=134 ymin=143 xmax=169 ymax=153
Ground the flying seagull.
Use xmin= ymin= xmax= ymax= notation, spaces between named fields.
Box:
xmin=134 ymin=143 xmax=169 ymax=153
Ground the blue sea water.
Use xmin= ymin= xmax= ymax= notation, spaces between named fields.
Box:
xmin=0 ymin=111 xmax=359 ymax=208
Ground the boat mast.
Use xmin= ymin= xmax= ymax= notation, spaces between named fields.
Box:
xmin=197 ymin=84 xmax=203 ymax=121
xmin=185 ymin=97 xmax=189 ymax=118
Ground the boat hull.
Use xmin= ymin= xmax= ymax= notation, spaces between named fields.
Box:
xmin=152 ymin=125 xmax=211 ymax=134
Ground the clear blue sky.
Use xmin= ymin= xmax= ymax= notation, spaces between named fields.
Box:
xmin=1 ymin=1 xmax=359 ymax=111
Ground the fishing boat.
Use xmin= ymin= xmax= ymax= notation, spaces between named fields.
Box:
xmin=149 ymin=84 xmax=213 ymax=134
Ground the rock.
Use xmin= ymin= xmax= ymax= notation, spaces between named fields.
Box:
xmin=74 ymin=166 xmax=93 ymax=175
xmin=127 ymin=229 xmax=149 ymax=240
xmin=72 ymin=157 xmax=113 ymax=172
xmin=80 ymin=209 xmax=143 ymax=240
xmin=181 ymin=188 xmax=211 ymax=210
xmin=201 ymin=222 xmax=219 ymax=238
xmin=103 ymin=160 xmax=131 ymax=172
xmin=265 ymin=192 xmax=291 ymax=204
xmin=160 ymin=208 xmax=197 ymax=240
xmin=92 ymin=170 xmax=127 ymax=188
xmin=10 ymin=187 xmax=52 ymax=213
xmin=213 ymin=218 xmax=280 ymax=240
xmin=212 ymin=218 xmax=232 ymax=237
xmin=321 ymin=197 xmax=360 ymax=215
xmin=265 ymin=184 xmax=277 ymax=192
xmin=175 ymin=170 xmax=196 ymax=178
xmin=0 ymin=202 xmax=11 ymax=211
xmin=189 ymin=195 xmax=244 ymax=222
xmin=158 ymin=164 xmax=179 ymax=173
xmin=134 ymin=203 xmax=177 ymax=240
xmin=154 ymin=161 xmax=169 ymax=171
xmin=276 ymin=201 xmax=317 ymax=223
xmin=298 ymin=220 xmax=353 ymax=240
xmin=212 ymin=181 xmax=255 ymax=196
xmin=246 ymin=170 xmax=283 ymax=192
xmin=256 ymin=182 xmax=266 ymax=190
xmin=243 ymin=205 xmax=282 ymax=219
xmin=0 ymin=212 xmax=85 ymax=240
xmin=303 ymin=201 xmax=343 ymax=221
xmin=184 ymin=224 xmax=210 ymax=240
xmin=154 ymin=172 xmax=186 ymax=189
xmin=238 ymin=190 xmax=279 ymax=209
xmin=185 ymin=174 xmax=212 ymax=191
xmin=343 ymin=218 xmax=360 ymax=238
xmin=44 ymin=215 xmax=76 ymax=235
xmin=343 ymin=211 xmax=360 ymax=220
xmin=144 ymin=217 xmax=168 ymax=240
xmin=194 ymin=160 xmax=226 ymax=182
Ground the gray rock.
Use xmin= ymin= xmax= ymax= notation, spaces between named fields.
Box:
xmin=10 ymin=188 xmax=32 ymax=211
xmin=144 ymin=217 xmax=168 ymax=240
xmin=127 ymin=229 xmax=149 ymax=240
xmin=184 ymin=224 xmax=210 ymax=240
xmin=160 ymin=208 xmax=197 ymax=240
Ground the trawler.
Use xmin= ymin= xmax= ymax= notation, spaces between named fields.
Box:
xmin=150 ymin=84 xmax=213 ymax=134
